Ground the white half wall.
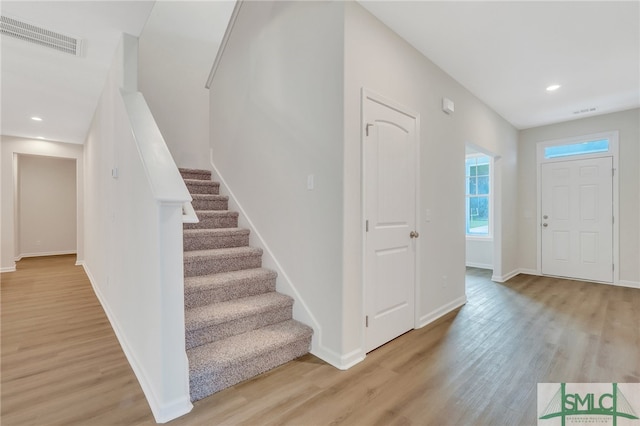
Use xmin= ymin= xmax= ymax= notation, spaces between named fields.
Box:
xmin=84 ymin=35 xmax=192 ymax=422
xmin=138 ymin=1 xmax=235 ymax=170
xmin=17 ymin=155 xmax=77 ymax=258
xmin=518 ymin=108 xmax=640 ymax=285
xmin=0 ymin=136 xmax=84 ymax=272
xmin=343 ymin=2 xmax=519 ymax=357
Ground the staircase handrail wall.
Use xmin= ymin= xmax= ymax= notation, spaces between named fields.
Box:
xmin=205 ymin=0 xmax=243 ymax=90
xmin=83 ymin=34 xmax=193 ymax=423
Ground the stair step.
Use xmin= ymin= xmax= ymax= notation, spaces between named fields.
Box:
xmin=185 ymin=179 xmax=220 ymax=195
xmin=185 ymin=293 xmax=294 ymax=349
xmin=184 ymin=211 xmax=239 ymax=230
xmin=184 ymin=228 xmax=250 ymax=251
xmin=188 ymin=319 xmax=313 ymax=401
xmin=184 ymin=247 xmax=263 ymax=277
xmin=185 ymin=268 xmax=277 ymax=308
xmin=191 ymin=194 xmax=228 ymax=211
xmin=179 ymin=168 xmax=212 ymax=181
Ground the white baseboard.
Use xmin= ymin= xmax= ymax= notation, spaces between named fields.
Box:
xmin=418 ymin=295 xmax=467 ymax=329
xmin=75 ymin=260 xmax=84 ymax=266
xmin=465 ymin=262 xmax=492 ymax=270
xmin=492 ymin=268 xmax=520 ymax=283
xmin=1 ymin=265 xmax=16 ymax=273
xmin=617 ymin=280 xmax=640 ymax=289
xmin=82 ymin=263 xmax=193 ymax=423
xmin=517 ymin=268 xmax=539 ymax=276
xmin=311 ymin=346 xmax=365 ymax=371
xmin=504 ymin=268 xmax=637 ymax=289
xmin=17 ymin=250 xmax=76 ymax=259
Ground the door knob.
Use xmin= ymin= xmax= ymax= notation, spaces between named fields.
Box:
xmin=410 ymin=231 xmax=419 ymax=238
xmin=542 ymin=223 xmax=548 ymax=227
xmin=543 ymin=215 xmax=548 ymax=219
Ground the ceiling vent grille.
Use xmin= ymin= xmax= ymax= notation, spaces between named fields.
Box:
xmin=573 ymin=107 xmax=597 ymax=115
xmin=0 ymin=15 xmax=83 ymax=56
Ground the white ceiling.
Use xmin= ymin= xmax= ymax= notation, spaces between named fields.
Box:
xmin=359 ymin=1 xmax=640 ymax=129
xmin=1 ymin=1 xmax=639 ymax=145
xmin=1 ymin=1 xmax=155 ymax=144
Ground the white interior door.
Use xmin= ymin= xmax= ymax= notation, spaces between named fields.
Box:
xmin=541 ymin=156 xmax=613 ymax=282
xmin=363 ymin=93 xmax=418 ymax=353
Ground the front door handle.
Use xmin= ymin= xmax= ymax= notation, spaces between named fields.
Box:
xmin=410 ymin=231 xmax=420 ymax=239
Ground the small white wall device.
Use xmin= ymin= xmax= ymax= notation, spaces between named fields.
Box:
xmin=442 ymin=97 xmax=455 ymax=114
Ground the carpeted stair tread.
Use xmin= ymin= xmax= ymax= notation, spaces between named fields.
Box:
xmin=179 ymin=168 xmax=212 ymax=181
xmin=191 ymin=194 xmax=228 ymax=211
xmin=184 ymin=179 xmax=220 ymax=195
xmin=184 ymin=246 xmax=262 ymax=261
xmin=191 ymin=194 xmax=228 ymax=201
xmin=183 ymin=228 xmax=250 ymax=251
xmin=184 ymin=268 xmax=277 ymax=308
xmin=186 ymin=292 xmax=293 ymax=331
xmin=183 ymin=227 xmax=249 ymax=238
xmin=185 ymin=268 xmax=276 ymax=294
xmin=188 ymin=319 xmax=312 ymax=400
xmin=188 ymin=319 xmax=312 ymax=374
xmin=183 ymin=210 xmax=239 ymax=230
xmin=184 ymin=247 xmax=263 ymax=277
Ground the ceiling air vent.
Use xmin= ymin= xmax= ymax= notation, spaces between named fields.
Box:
xmin=0 ymin=15 xmax=83 ymax=56
xmin=573 ymin=107 xmax=597 ymax=115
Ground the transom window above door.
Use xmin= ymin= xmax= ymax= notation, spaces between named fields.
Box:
xmin=543 ymin=139 xmax=609 ymax=159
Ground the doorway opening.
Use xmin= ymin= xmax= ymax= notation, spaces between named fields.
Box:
xmin=15 ymin=154 xmax=78 ymax=262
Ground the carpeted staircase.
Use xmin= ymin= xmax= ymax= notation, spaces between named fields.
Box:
xmin=179 ymin=168 xmax=313 ymax=401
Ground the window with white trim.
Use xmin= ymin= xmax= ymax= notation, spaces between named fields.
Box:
xmin=465 ymin=154 xmax=492 ymax=237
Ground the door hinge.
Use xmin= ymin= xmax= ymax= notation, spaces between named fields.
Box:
xmin=365 ymin=315 xmax=369 ymax=327
xmin=612 ymin=168 xmax=615 ymax=177
xmin=613 ymin=264 xmax=615 ymax=272
xmin=365 ymin=123 xmax=373 ymax=137
xmin=366 ymin=220 xmax=369 ymax=232
xmin=613 ymin=216 xmax=615 ymax=225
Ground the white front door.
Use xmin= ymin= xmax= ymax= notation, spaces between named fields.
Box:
xmin=363 ymin=92 xmax=418 ymax=353
xmin=541 ymin=156 xmax=613 ymax=282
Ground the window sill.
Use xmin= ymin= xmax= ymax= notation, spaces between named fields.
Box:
xmin=466 ymin=235 xmax=493 ymax=242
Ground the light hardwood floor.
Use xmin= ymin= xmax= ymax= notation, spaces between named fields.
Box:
xmin=2 ymin=256 xmax=638 ymax=425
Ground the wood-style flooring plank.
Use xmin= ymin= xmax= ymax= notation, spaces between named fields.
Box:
xmin=2 ymin=258 xmax=638 ymax=425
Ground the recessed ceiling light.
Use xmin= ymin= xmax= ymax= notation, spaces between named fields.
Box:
xmin=31 ymin=116 xmax=43 ymax=121
xmin=546 ymin=84 xmax=561 ymax=92
xmin=36 ymin=136 xmax=45 ymax=139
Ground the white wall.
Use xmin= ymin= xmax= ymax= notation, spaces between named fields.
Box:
xmin=518 ymin=108 xmax=640 ymax=286
xmin=138 ymin=1 xmax=235 ymax=170
xmin=343 ymin=2 xmax=519 ymax=358
xmin=84 ymin=35 xmax=192 ymax=422
xmin=18 ymin=155 xmax=76 ymax=258
xmin=209 ymin=1 xmax=346 ymax=364
xmin=0 ymin=136 xmax=84 ymax=272
xmin=466 ymin=239 xmax=493 ymax=270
